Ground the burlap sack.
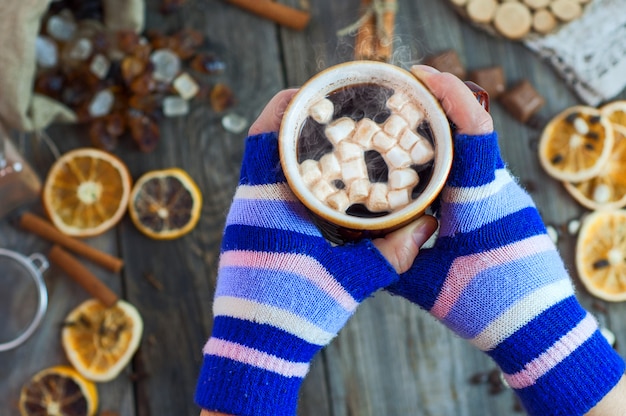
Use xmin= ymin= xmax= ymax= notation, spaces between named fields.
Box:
xmin=0 ymin=0 xmax=145 ymax=132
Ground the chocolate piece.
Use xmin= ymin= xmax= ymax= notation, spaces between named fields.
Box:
xmin=424 ymin=50 xmax=466 ymax=79
xmin=468 ymin=66 xmax=506 ymax=99
xmin=499 ymin=80 xmax=545 ymax=123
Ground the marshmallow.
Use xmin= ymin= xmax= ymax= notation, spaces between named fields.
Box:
xmin=327 ymin=190 xmax=350 ymax=212
xmin=367 ymin=183 xmax=390 ymax=212
xmin=349 ymin=178 xmax=371 ymax=203
xmin=341 ymin=158 xmax=368 ymax=185
xmin=309 ymin=98 xmax=335 ymax=124
xmin=372 ymin=131 xmax=396 ymax=152
xmin=388 ymin=188 xmax=411 ymax=210
xmin=389 ymin=168 xmax=419 ymax=190
xmin=353 ymin=118 xmax=381 ymax=148
xmin=385 ymin=147 xmax=413 ymax=169
xmin=319 ymin=153 xmax=341 ymax=180
xmin=386 ymin=92 xmax=411 ymax=112
xmin=410 ymin=139 xmax=435 ymax=165
xmin=325 ymin=117 xmax=356 ymax=145
xmin=312 ymin=180 xmax=336 ymax=202
xmin=299 ymin=160 xmax=322 ymax=186
xmin=399 ymin=129 xmax=420 ymax=151
xmin=400 ymin=103 xmax=424 ymax=130
xmin=383 ymin=114 xmax=409 ymax=138
xmin=336 ymin=141 xmax=363 ymax=162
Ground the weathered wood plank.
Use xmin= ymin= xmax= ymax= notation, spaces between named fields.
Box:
xmin=116 ymin=1 xmax=288 ymax=415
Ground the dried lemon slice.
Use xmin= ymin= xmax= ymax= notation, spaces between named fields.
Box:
xmin=539 ymin=106 xmax=614 ymax=182
xmin=601 ymin=100 xmax=626 ymax=129
xmin=62 ymin=299 xmax=143 ymax=382
xmin=19 ymin=365 xmax=98 ymax=416
xmin=43 ymin=148 xmax=132 ymax=237
xmin=576 ymin=210 xmax=626 ymax=302
xmin=128 ymin=168 xmax=202 ymax=240
xmin=564 ymin=126 xmax=626 ymax=210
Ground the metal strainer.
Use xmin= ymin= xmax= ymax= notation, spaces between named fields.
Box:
xmin=0 ymin=248 xmax=48 ymax=351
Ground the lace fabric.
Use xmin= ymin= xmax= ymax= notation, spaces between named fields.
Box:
xmin=524 ymin=0 xmax=626 ymax=106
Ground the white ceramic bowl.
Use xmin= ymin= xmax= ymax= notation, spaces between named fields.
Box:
xmin=279 ymin=61 xmax=452 ymax=242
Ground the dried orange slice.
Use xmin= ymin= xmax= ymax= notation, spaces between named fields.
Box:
xmin=539 ymin=106 xmax=614 ymax=182
xmin=564 ymin=126 xmax=626 ymax=211
xmin=576 ymin=210 xmax=626 ymax=302
xmin=601 ymin=100 xmax=626 ymax=129
xmin=19 ymin=365 xmax=98 ymax=416
xmin=62 ymin=299 xmax=143 ymax=382
xmin=43 ymin=148 xmax=132 ymax=237
xmin=128 ymin=168 xmax=202 ymax=240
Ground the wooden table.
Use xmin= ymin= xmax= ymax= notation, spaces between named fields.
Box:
xmin=2 ymin=0 xmax=625 ymax=414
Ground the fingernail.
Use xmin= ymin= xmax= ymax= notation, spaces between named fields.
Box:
xmin=412 ymin=65 xmax=440 ymax=74
xmin=412 ymin=215 xmax=438 ymax=248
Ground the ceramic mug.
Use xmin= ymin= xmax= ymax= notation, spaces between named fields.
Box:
xmin=279 ymin=61 xmax=458 ymax=244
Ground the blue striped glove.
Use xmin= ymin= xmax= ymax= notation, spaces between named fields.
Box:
xmin=389 ymin=132 xmax=625 ymax=415
xmin=195 ymin=132 xmax=398 ymax=416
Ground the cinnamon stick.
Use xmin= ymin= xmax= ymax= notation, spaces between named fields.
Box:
xmin=355 ymin=0 xmax=376 ymax=60
xmin=49 ymin=245 xmax=119 ymax=308
xmin=376 ymin=0 xmax=397 ymax=62
xmin=225 ymin=0 xmax=310 ymax=31
xmin=18 ymin=212 xmax=124 ymax=273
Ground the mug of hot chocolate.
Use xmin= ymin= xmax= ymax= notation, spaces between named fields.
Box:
xmin=279 ymin=61 xmax=453 ymax=243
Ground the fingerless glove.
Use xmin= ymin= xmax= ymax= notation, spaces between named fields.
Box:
xmin=195 ymin=132 xmax=397 ymax=416
xmin=389 ymin=132 xmax=625 ymax=415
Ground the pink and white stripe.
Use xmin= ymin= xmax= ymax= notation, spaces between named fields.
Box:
xmin=503 ymin=313 xmax=598 ymax=389
xmin=204 ymin=337 xmax=310 ymax=378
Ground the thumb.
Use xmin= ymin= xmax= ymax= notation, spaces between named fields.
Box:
xmin=248 ymin=89 xmax=299 ymax=136
xmin=372 ymin=215 xmax=438 ymax=274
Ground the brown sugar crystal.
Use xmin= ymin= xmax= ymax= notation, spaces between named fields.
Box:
xmin=89 ymin=119 xmax=118 ymax=151
xmin=210 ymin=83 xmax=236 ymax=112
xmin=127 ymin=110 xmax=161 ymax=152
xmin=499 ymin=80 xmax=545 ymax=123
xmin=121 ymin=55 xmax=148 ymax=85
xmin=173 ymin=28 xmax=204 ymax=59
xmin=190 ymin=53 xmax=226 ymax=75
xmin=424 ymin=50 xmax=466 ymax=80
xmin=468 ymin=66 xmax=506 ymax=99
xmin=116 ymin=30 xmax=141 ymax=54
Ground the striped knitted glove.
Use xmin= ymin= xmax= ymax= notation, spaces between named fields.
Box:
xmin=195 ymin=132 xmax=397 ymax=416
xmin=389 ymin=132 xmax=625 ymax=415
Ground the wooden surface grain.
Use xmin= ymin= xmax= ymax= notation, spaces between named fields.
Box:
xmin=1 ymin=0 xmax=625 ymax=415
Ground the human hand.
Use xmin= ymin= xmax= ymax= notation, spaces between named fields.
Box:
xmin=195 ymin=89 xmax=437 ymax=416
xmin=387 ymin=66 xmax=625 ymax=415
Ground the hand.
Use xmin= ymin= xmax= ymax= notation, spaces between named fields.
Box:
xmin=195 ymin=89 xmax=437 ymax=416
xmin=388 ymin=66 xmax=625 ymax=415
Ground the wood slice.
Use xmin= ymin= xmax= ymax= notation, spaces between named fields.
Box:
xmin=466 ymin=0 xmax=498 ymax=23
xmin=533 ymin=8 xmax=558 ymax=33
xmin=550 ymin=0 xmax=583 ymax=21
xmin=524 ymin=0 xmax=551 ymax=9
xmin=494 ymin=2 xmax=533 ymax=39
